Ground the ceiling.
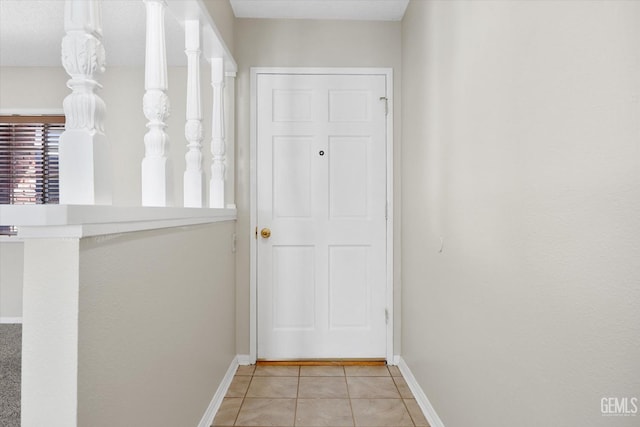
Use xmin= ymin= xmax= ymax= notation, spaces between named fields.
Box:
xmin=0 ymin=0 xmax=409 ymax=67
xmin=0 ymin=0 xmax=186 ymax=67
xmin=230 ymin=0 xmax=409 ymax=21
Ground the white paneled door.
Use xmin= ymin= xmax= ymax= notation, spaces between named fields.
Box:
xmin=257 ymin=73 xmax=388 ymax=359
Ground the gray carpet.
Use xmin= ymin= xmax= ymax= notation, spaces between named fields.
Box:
xmin=0 ymin=324 xmax=21 ymax=427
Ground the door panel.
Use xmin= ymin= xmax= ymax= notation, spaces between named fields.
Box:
xmin=329 ymin=245 xmax=369 ymax=329
xmin=329 ymin=136 xmax=370 ymax=218
xmin=257 ymin=73 xmax=387 ymax=359
xmin=273 ymin=90 xmax=314 ymax=122
xmin=328 ymin=90 xmax=371 ymax=122
xmin=273 ymin=246 xmax=315 ymax=329
xmin=273 ymin=136 xmax=312 ymax=218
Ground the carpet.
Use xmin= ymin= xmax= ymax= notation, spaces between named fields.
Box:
xmin=0 ymin=324 xmax=21 ymax=427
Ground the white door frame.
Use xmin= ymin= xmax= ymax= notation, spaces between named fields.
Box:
xmin=249 ymin=67 xmax=394 ymax=363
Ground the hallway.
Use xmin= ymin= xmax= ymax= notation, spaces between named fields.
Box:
xmin=212 ymin=365 xmax=429 ymax=426
xmin=2 ymin=1 xmax=639 ymax=426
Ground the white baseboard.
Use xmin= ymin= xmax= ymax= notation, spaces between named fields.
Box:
xmin=0 ymin=317 xmax=23 ymax=324
xmin=236 ymin=354 xmax=253 ymax=365
xmin=197 ymin=356 xmax=239 ymax=427
xmin=398 ymin=357 xmax=445 ymax=427
xmin=391 ymin=354 xmax=401 ymax=366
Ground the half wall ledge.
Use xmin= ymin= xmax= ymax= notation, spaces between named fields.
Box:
xmin=0 ymin=205 xmax=237 ymax=238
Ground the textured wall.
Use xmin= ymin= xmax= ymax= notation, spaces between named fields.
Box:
xmin=0 ymin=241 xmax=23 ymax=319
xmin=401 ymin=1 xmax=640 ymax=426
xmin=77 ymin=222 xmax=236 ymax=427
xmin=21 ymin=238 xmax=80 ymax=426
xmin=233 ymin=18 xmax=403 ymax=356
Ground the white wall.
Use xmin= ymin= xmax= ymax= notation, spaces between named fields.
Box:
xmin=77 ymin=222 xmax=236 ymax=426
xmin=0 ymin=241 xmax=23 ymax=319
xmin=22 ymin=238 xmax=80 ymax=426
xmin=20 ymin=222 xmax=235 ymax=426
xmin=401 ymin=1 xmax=640 ymax=426
xmin=234 ymin=18 xmax=403 ymax=356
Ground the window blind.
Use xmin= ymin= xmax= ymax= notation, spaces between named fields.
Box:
xmin=0 ymin=115 xmax=64 ymax=234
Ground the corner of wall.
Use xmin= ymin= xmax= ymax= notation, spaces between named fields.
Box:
xmin=398 ymin=357 xmax=446 ymax=427
xmin=201 ymin=0 xmax=236 ymax=55
xmin=197 ymin=356 xmax=239 ymax=427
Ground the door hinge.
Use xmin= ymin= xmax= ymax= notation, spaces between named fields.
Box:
xmin=379 ymin=96 xmax=388 ymax=116
xmin=385 ymin=308 xmax=389 ymax=325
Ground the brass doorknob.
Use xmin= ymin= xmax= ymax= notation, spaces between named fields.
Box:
xmin=260 ymin=228 xmax=271 ymax=238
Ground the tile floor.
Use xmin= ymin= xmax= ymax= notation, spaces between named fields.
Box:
xmin=212 ymin=365 xmax=430 ymax=427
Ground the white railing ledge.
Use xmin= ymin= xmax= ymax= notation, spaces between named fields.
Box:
xmin=0 ymin=205 xmax=236 ymax=239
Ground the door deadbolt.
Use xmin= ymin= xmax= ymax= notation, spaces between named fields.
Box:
xmin=319 ymin=150 xmax=325 ymax=156
xmin=260 ymin=228 xmax=271 ymax=238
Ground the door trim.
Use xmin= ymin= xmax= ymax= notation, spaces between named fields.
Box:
xmin=249 ymin=67 xmax=394 ymax=363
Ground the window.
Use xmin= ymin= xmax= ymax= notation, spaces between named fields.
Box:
xmin=0 ymin=115 xmax=64 ymax=234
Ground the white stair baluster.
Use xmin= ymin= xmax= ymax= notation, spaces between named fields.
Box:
xmin=224 ymin=72 xmax=236 ymax=209
xmin=59 ymin=0 xmax=112 ymax=205
xmin=209 ymin=57 xmax=225 ymax=208
xmin=141 ymin=0 xmax=171 ymax=207
xmin=183 ymin=20 xmax=204 ymax=208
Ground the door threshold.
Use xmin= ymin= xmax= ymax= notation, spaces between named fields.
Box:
xmin=256 ymin=359 xmax=387 ymax=366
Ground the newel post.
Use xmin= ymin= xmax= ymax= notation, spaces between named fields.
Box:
xmin=183 ymin=20 xmax=204 ymax=207
xmin=209 ymin=57 xmax=226 ymax=208
xmin=59 ymin=0 xmax=112 ymax=205
xmin=141 ymin=0 xmax=171 ymax=207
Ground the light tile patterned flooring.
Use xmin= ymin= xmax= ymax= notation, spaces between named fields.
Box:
xmin=212 ymin=365 xmax=430 ymax=427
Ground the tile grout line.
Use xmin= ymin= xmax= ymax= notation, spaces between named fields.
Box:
xmin=293 ymin=367 xmax=300 ymax=427
xmin=391 ymin=365 xmax=416 ymax=427
xmin=402 ymin=397 xmax=422 ymax=427
xmin=231 ymin=370 xmax=253 ymax=427
xmin=225 ymin=364 xmax=419 ymax=427
xmin=346 ymin=368 xmax=357 ymax=427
